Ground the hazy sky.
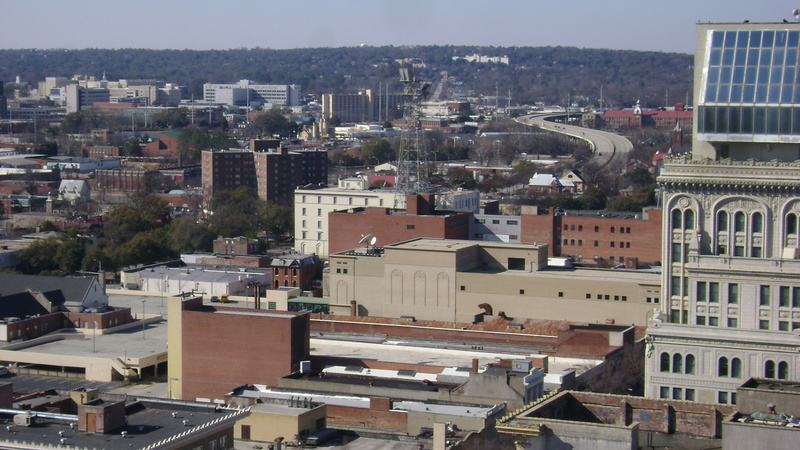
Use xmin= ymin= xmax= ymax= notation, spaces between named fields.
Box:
xmin=3 ymin=1 xmax=799 ymax=54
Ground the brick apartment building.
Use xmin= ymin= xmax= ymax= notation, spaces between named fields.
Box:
xmin=201 ymin=143 xmax=327 ymax=206
xmin=168 ymin=297 xmax=310 ymax=402
xmin=521 ymin=206 xmax=663 ymax=266
xmin=327 ymin=194 xmax=472 ymax=254
xmin=271 ymin=254 xmax=321 ymax=291
xmin=95 ymin=166 xmax=200 ymax=191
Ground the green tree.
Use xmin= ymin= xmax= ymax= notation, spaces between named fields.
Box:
xmin=168 ymin=217 xmax=216 ymax=254
xmin=104 ymin=194 xmax=172 ymax=245
xmin=360 ymin=138 xmax=395 ymax=164
xmin=18 ymin=238 xmax=62 ymax=274
xmin=445 ymin=167 xmax=478 ymax=189
xmin=53 ymin=237 xmax=86 ymax=274
xmin=122 ymin=137 xmax=143 ymax=157
xmin=252 ymin=109 xmax=297 ymax=137
xmin=581 ymin=186 xmax=607 ymax=210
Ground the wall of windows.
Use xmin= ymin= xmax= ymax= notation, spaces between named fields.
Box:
xmin=699 ymin=29 xmax=800 ymax=136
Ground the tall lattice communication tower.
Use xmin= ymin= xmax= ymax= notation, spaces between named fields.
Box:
xmin=394 ymin=67 xmax=432 ymax=208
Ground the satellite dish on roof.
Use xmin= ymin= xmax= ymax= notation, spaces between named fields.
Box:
xmin=359 ymin=233 xmax=374 ymax=244
xmin=369 ymin=236 xmax=377 ymax=246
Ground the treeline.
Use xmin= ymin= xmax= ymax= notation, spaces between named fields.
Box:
xmin=0 ymin=46 xmax=692 ymax=108
xmin=17 ymin=188 xmax=292 ymax=276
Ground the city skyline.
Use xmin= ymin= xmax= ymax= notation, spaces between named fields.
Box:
xmin=3 ymin=1 xmax=799 ymax=54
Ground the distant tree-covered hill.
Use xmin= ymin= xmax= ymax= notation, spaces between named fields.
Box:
xmin=0 ymin=46 xmax=693 ymax=109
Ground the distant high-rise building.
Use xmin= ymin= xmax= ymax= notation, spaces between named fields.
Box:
xmin=201 ymin=142 xmax=327 ymax=206
xmin=202 ymin=80 xmax=300 ymax=107
xmin=645 ymin=21 xmax=800 ymax=405
xmin=321 ymin=89 xmax=404 ymax=123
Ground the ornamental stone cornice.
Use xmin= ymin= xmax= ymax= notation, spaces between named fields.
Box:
xmin=658 ymin=158 xmax=800 ymax=190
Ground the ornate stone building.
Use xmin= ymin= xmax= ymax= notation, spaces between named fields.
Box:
xmin=645 ymin=22 xmax=800 ymax=405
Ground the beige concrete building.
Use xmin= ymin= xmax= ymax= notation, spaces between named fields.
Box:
xmin=328 ymin=238 xmax=661 ymax=325
xmin=232 ymin=402 xmax=326 ymax=443
xmin=294 ymin=178 xmax=479 ymax=257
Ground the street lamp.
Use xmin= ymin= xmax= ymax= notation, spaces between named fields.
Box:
xmin=141 ymin=300 xmax=146 ymax=340
xmin=92 ymin=321 xmax=98 ymax=353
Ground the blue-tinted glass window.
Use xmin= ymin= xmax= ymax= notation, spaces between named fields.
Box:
xmin=785 ymin=67 xmax=795 ymax=85
xmin=794 ymin=108 xmax=800 ymax=133
xmin=745 ymin=67 xmax=757 ymax=84
xmin=732 ymin=67 xmax=745 ymax=84
xmin=769 ymin=85 xmax=781 ymax=103
xmin=780 ymin=107 xmax=792 ymax=134
xmin=781 ymin=82 xmax=794 ymax=103
xmin=776 ymin=31 xmax=788 ymax=47
xmin=763 ymin=31 xmax=775 ymax=47
xmin=717 ymin=106 xmax=729 ymax=131
xmin=788 ymin=31 xmax=799 ymax=48
xmin=705 ymin=107 xmax=717 ymax=132
xmin=735 ymin=49 xmax=747 ymax=65
xmin=730 ymin=85 xmax=743 ymax=103
xmin=708 ymin=66 xmax=720 ymax=84
xmin=756 ymin=85 xmax=768 ymax=102
xmin=780 ymin=108 xmax=792 ymax=134
xmin=741 ymin=107 xmax=754 ymax=132
xmin=751 ymin=31 xmax=762 ymax=47
xmin=757 ymin=67 xmax=770 ymax=83
xmin=772 ymin=49 xmax=785 ymax=66
xmin=724 ymin=31 xmax=737 ymax=47
xmin=698 ymin=106 xmax=705 ymax=130
xmin=723 ymin=49 xmax=735 ymax=65
xmin=760 ymin=49 xmax=772 ymax=65
xmin=720 ymin=66 xmax=733 ymax=84
xmin=710 ymin=49 xmax=722 ymax=66
xmin=767 ymin=108 xmax=780 ymax=133
xmin=706 ymin=85 xmax=718 ymax=103
xmin=712 ymin=31 xmax=725 ymax=48
xmin=754 ymin=107 xmax=766 ymax=133
xmin=748 ymin=48 xmax=760 ymax=65
xmin=718 ymin=85 xmax=730 ymax=102
xmin=737 ymin=31 xmax=750 ymax=47
xmin=729 ymin=107 xmax=741 ymax=132
xmin=771 ymin=67 xmax=784 ymax=84
xmin=785 ymin=49 xmax=797 ymax=66
xmin=743 ymin=84 xmax=756 ymax=103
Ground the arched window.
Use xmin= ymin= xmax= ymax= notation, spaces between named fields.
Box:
xmin=660 ymin=352 xmax=670 ymax=372
xmin=718 ymin=357 xmax=729 ymax=377
xmin=752 ymin=212 xmax=763 ymax=233
xmin=685 ymin=354 xmax=696 ymax=375
xmin=786 ymin=214 xmax=797 ymax=236
xmin=717 ymin=211 xmax=729 ymax=233
xmin=734 ymin=212 xmax=746 ymax=233
xmin=672 ymin=209 xmax=682 ymax=229
xmin=685 ymin=210 xmax=695 ymax=229
xmin=765 ymin=360 xmax=776 ymax=378
xmin=731 ymin=358 xmax=742 ymax=378
xmin=778 ymin=361 xmax=789 ymax=380
xmin=672 ymin=353 xmax=683 ymax=373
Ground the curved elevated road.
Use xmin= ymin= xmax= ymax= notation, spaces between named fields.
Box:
xmin=517 ymin=113 xmax=633 ymax=167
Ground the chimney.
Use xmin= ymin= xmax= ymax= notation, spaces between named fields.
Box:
xmin=471 ymin=358 xmax=479 ymax=373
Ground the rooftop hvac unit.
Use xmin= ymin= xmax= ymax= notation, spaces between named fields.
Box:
xmin=512 ymin=359 xmax=533 ymax=373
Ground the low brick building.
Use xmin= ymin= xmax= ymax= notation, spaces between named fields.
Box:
xmin=327 ymin=194 xmax=471 ymax=254
xmin=168 ymin=297 xmax=310 ymax=402
xmin=521 ymin=206 xmax=663 ymax=267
